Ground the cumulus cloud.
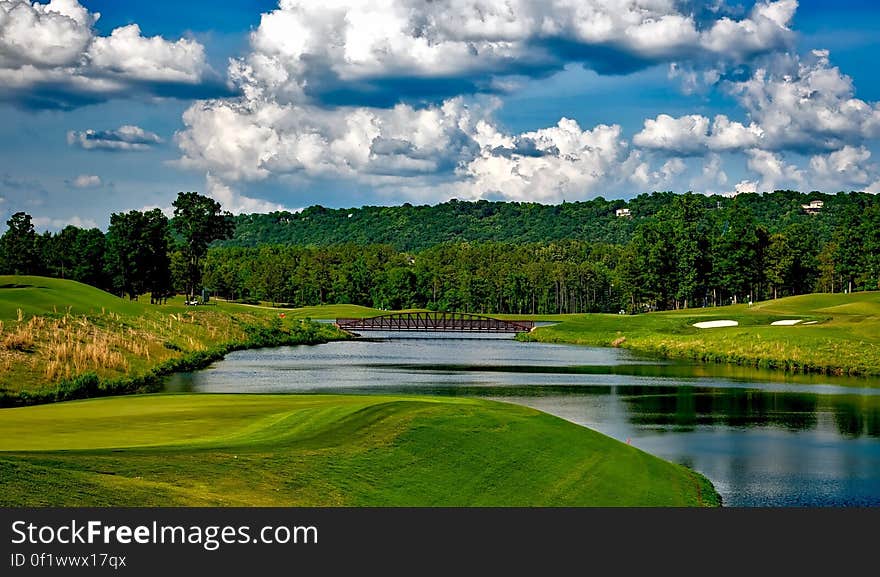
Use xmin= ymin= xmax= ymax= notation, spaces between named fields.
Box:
xmin=745 ymin=148 xmax=803 ymax=192
xmin=176 ymin=96 xmax=486 ymax=183
xmin=67 ymin=174 xmax=101 ymax=188
xmin=734 ymin=180 xmax=758 ymax=195
xmin=67 ymin=125 xmax=162 ymax=151
xmin=86 ymin=24 xmax=206 ymax=84
xmin=171 ymin=0 xmax=880 ymax=208
xmin=633 ymin=114 xmax=763 ymax=155
xmin=730 ymin=49 xmax=880 ymax=152
xmin=632 ymin=47 xmax=880 ymax=195
xmin=0 ymin=0 xmax=217 ymax=108
xmin=205 ymin=173 xmax=289 ymax=215
xmin=808 ymin=145 xmax=875 ymax=191
xmin=458 ymin=119 xmax=643 ymax=203
xmin=640 ymin=49 xmax=880 ymax=156
xmin=228 ymin=0 xmax=797 ymax=107
xmin=180 ymin=0 xmax=797 ymax=206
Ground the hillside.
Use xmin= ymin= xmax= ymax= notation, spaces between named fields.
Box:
xmin=219 ymin=190 xmax=851 ymax=251
xmin=0 ymin=276 xmax=344 ymax=402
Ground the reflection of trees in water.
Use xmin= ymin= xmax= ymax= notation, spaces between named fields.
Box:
xmin=833 ymin=398 xmax=880 ymax=438
xmin=621 ymin=386 xmax=820 ymax=432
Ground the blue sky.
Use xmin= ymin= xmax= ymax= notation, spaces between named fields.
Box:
xmin=1 ymin=0 xmax=879 ymax=230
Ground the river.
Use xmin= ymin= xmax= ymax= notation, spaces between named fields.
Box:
xmin=164 ymin=333 xmax=880 ymax=507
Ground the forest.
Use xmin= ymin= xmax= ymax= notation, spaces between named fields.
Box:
xmin=1 ymin=190 xmax=878 ymax=314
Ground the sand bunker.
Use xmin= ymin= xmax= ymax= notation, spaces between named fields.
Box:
xmin=802 ymin=321 xmax=818 ymax=325
xmin=692 ymin=320 xmax=739 ymax=329
xmin=770 ymin=319 xmax=803 ymax=326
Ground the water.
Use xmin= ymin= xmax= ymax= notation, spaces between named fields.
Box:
xmin=164 ymin=333 xmax=880 ymax=507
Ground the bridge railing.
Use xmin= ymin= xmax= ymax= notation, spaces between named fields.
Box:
xmin=335 ymin=312 xmax=534 ymax=333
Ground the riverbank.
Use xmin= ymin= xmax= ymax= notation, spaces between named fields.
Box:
xmin=0 ymin=276 xmax=347 ymax=406
xmin=515 ymin=292 xmax=880 ymax=378
xmin=0 ymin=393 xmax=719 ymax=506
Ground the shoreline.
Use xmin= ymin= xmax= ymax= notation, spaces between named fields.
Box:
xmin=518 ymin=330 xmax=880 ymax=379
xmin=0 ymin=318 xmax=348 ymax=408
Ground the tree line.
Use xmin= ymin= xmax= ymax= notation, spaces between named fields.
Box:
xmin=1 ymin=190 xmax=878 ymax=313
xmin=202 ymin=192 xmax=880 ymax=314
xmin=0 ymin=192 xmax=233 ymax=303
xmin=221 ymin=190 xmax=854 ymax=251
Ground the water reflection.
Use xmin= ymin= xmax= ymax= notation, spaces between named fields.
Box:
xmin=620 ymin=386 xmax=821 ymax=432
xmin=164 ymin=336 xmax=880 ymax=506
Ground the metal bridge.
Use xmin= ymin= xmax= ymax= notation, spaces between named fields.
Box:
xmin=335 ymin=312 xmax=534 ymax=333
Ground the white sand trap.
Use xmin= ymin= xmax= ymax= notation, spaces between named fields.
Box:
xmin=693 ymin=320 xmax=739 ymax=329
xmin=802 ymin=321 xmax=818 ymax=325
xmin=771 ymin=319 xmax=803 ymax=326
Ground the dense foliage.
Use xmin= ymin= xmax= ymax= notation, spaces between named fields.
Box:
xmin=201 ymin=191 xmax=880 ymax=314
xmin=220 ymin=190 xmax=851 ymax=251
xmin=1 ymin=190 xmax=879 ymax=313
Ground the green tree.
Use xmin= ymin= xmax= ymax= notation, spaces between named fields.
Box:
xmin=172 ymin=192 xmax=235 ymax=301
xmin=713 ymin=199 xmax=766 ymax=304
xmin=764 ymin=233 xmax=794 ymax=299
xmin=105 ymin=209 xmax=172 ymax=301
xmin=105 ymin=211 xmax=147 ymax=299
xmin=0 ymin=212 xmax=38 ymax=275
xmin=141 ymin=209 xmax=173 ymax=303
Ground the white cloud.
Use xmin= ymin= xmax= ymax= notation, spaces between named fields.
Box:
xmin=67 ymin=174 xmax=101 ymax=188
xmin=205 ymin=173 xmax=289 ymax=215
xmin=730 ymin=49 xmax=880 ymax=152
xmin=229 ymin=0 xmax=797 ymax=106
xmin=633 ymin=114 xmax=763 ymax=155
xmin=67 ymin=124 xmax=162 ymax=151
xmin=32 ymin=214 xmax=98 ymax=230
xmin=700 ymin=0 xmax=797 ymax=62
xmin=170 ymin=0 xmax=880 ymax=210
xmin=808 ymin=145 xmax=874 ymax=190
xmin=745 ymin=148 xmax=803 ymax=192
xmin=0 ymin=0 xmax=94 ymax=68
xmin=137 ymin=204 xmax=174 ymax=218
xmin=458 ymin=119 xmax=642 ymax=203
xmin=176 ymin=96 xmax=486 ymax=183
xmin=689 ymin=153 xmax=729 ymax=195
xmin=86 ymin=24 xmax=206 ymax=84
xmin=734 ymin=180 xmax=758 ymax=195
xmin=0 ymin=0 xmax=212 ymax=107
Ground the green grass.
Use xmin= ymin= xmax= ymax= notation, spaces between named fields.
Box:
xmin=221 ymin=301 xmax=387 ymax=319
xmin=520 ymin=292 xmax=880 ymax=377
xmin=0 ymin=394 xmax=718 ymax=507
xmin=0 ymin=276 xmax=149 ymax=320
xmin=0 ymin=276 xmax=347 ymax=398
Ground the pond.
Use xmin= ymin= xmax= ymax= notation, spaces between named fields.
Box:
xmin=164 ymin=334 xmax=880 ymax=507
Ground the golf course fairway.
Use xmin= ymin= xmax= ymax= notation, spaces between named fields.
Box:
xmin=0 ymin=394 xmax=719 ymax=507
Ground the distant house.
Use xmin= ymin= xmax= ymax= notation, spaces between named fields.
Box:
xmin=615 ymin=208 xmax=632 ymax=218
xmin=801 ymin=200 xmax=824 ymax=214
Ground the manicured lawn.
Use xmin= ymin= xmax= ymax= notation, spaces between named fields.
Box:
xmin=519 ymin=292 xmax=880 ymax=377
xmin=0 ymin=394 xmax=718 ymax=507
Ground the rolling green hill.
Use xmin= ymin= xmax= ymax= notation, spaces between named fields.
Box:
xmin=0 ymin=276 xmax=150 ymax=320
xmin=0 ymin=394 xmax=719 ymax=507
xmin=0 ymin=276 xmax=345 ymax=400
xmin=218 ymin=190 xmax=852 ymax=251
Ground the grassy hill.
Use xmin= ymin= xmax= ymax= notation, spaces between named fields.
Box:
xmin=0 ymin=276 xmax=345 ymax=402
xmin=0 ymin=394 xmax=719 ymax=507
xmin=521 ymin=291 xmax=880 ymax=377
xmin=0 ymin=276 xmax=150 ymax=319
